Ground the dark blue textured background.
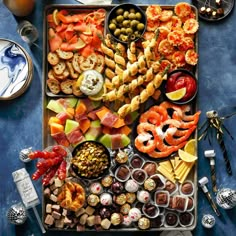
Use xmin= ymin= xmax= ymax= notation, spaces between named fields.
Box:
xmin=0 ymin=0 xmax=236 ymax=235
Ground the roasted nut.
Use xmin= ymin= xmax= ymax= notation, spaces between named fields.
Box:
xmin=72 ymin=141 xmax=110 ymax=178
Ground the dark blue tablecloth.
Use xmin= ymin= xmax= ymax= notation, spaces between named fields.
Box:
xmin=0 ymin=0 xmax=236 ymax=235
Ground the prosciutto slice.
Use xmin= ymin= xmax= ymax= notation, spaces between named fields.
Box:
xmin=66 ymin=127 xmax=84 ymax=145
xmin=111 ymin=134 xmax=122 ymax=150
xmin=52 ymin=132 xmax=70 ymax=147
xmin=101 ymin=112 xmax=119 ymax=128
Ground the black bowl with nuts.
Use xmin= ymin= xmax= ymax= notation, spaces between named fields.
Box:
xmin=107 ymin=3 xmax=147 ymax=44
xmin=71 ymin=141 xmax=111 ymax=180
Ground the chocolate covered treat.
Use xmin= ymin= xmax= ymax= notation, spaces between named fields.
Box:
xmin=100 ymin=193 xmax=112 ymax=206
xmin=179 ymin=212 xmax=193 ymax=226
xmin=116 ymin=165 xmax=130 ymax=181
xmin=130 ymin=155 xmax=143 ymax=168
xmin=165 ymin=180 xmax=177 ymax=194
xmin=89 ymin=182 xmax=103 ymax=195
xmin=101 ymin=175 xmax=113 ymax=188
xmin=99 ymin=207 xmax=111 ymax=219
xmin=126 ymin=192 xmax=136 ymax=204
xmin=111 ymin=181 xmax=124 ymax=194
xmin=87 ymin=194 xmax=100 ymax=207
xmin=138 ymin=217 xmax=150 ymax=230
xmin=155 ymin=191 xmax=169 ymax=206
xmin=142 ymin=162 xmax=157 ymax=176
xmin=143 ymin=202 xmax=158 ymax=218
xmin=132 ymin=169 xmax=147 ymax=184
xmin=172 ymin=195 xmax=187 ymax=211
xmin=128 ymin=207 xmax=142 ymax=222
xmin=122 ymin=215 xmax=132 ymax=227
xmin=187 ymin=197 xmax=194 ymax=210
xmin=125 ymin=179 xmax=139 ymax=193
xmin=137 ymin=190 xmax=150 ymax=204
xmin=115 ymin=150 xmax=128 ymax=164
xmin=151 ymin=175 xmax=165 ymax=188
xmin=151 ymin=215 xmax=163 ymax=228
xmin=120 ymin=203 xmax=131 ymax=215
xmin=144 ymin=178 xmax=156 ymax=192
xmin=181 ymin=181 xmax=193 ymax=195
xmin=114 ymin=193 xmax=127 ymax=205
xmin=111 ymin=213 xmax=123 ymax=226
xmin=165 ymin=212 xmax=178 ymax=226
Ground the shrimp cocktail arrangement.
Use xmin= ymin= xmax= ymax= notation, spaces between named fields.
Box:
xmin=38 ymin=2 xmax=200 ymax=232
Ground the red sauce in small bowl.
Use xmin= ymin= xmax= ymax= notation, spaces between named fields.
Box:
xmin=165 ymin=70 xmax=197 ymax=103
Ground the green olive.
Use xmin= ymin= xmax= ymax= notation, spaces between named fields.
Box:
xmin=134 ymin=30 xmax=141 ymax=37
xmin=109 ymin=23 xmax=116 ymax=31
xmin=130 ymin=34 xmax=136 ymax=40
xmin=116 ymin=15 xmax=124 ymax=23
xmin=128 ymin=12 xmax=136 ymax=20
xmin=123 ymin=20 xmax=130 ymax=27
xmin=120 ymin=34 xmax=128 ymax=42
xmin=126 ymin=27 xmax=133 ymax=35
xmin=114 ymin=28 xmax=121 ymax=37
xmin=123 ymin=11 xmax=129 ymax=19
xmin=120 ymin=27 xmax=127 ymax=34
xmin=111 ymin=18 xmax=117 ymax=25
xmin=129 ymin=8 xmax=136 ymax=14
xmin=135 ymin=12 xmax=142 ymax=20
xmin=130 ymin=19 xmax=138 ymax=28
xmin=116 ymin=8 xmax=124 ymax=15
xmin=137 ymin=23 xmax=145 ymax=31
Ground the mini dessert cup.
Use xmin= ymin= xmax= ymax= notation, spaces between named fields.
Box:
xmin=142 ymin=161 xmax=158 ymax=176
xmin=179 ymin=180 xmax=194 ymax=196
xmin=131 ymin=168 xmax=148 ymax=185
xmin=154 ymin=190 xmax=170 ymax=208
xmin=164 ymin=211 xmax=179 ymax=228
xmin=142 ymin=202 xmax=160 ymax=219
xmin=129 ymin=154 xmax=145 ymax=169
xmin=150 ymin=174 xmax=166 ymax=189
xmin=144 ymin=178 xmax=157 ymax=192
xmin=179 ymin=212 xmax=194 ymax=227
xmin=150 ymin=215 xmax=164 ymax=228
xmin=115 ymin=165 xmax=131 ymax=182
xmin=159 ymin=207 xmax=166 ymax=215
xmin=186 ymin=196 xmax=195 ymax=212
xmin=164 ymin=180 xmax=179 ymax=195
xmin=171 ymin=195 xmax=188 ymax=212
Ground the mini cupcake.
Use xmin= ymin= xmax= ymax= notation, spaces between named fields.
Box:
xmin=144 ymin=178 xmax=156 ymax=192
xmin=101 ymin=175 xmax=113 ymax=188
xmin=126 ymin=192 xmax=136 ymax=204
xmin=115 ymin=150 xmax=129 ymax=164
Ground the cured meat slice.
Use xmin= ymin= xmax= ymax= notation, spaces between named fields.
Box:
xmin=101 ymin=112 xmax=119 ymax=128
xmin=52 ymin=132 xmax=70 ymax=147
xmin=66 ymin=127 xmax=84 ymax=145
xmin=111 ymin=134 xmax=122 ymax=150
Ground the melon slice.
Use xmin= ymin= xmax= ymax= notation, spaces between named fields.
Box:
xmin=85 ymin=120 xmax=102 ymax=141
xmin=65 ymin=119 xmax=79 ymax=134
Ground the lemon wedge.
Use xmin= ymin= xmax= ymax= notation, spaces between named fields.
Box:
xmin=52 ymin=9 xmax=60 ymax=26
xmin=184 ymin=139 xmax=196 ymax=155
xmin=166 ymin=88 xmax=186 ymax=101
xmin=89 ymin=85 xmax=107 ymax=101
xmin=178 ymin=149 xmax=198 ymax=163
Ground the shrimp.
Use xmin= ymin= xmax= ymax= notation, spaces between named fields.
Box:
xmin=165 ymin=126 xmax=197 ymax=146
xmin=135 ymin=123 xmax=157 ymax=153
xmin=149 ymin=105 xmax=169 ymax=122
xmin=160 ymin=101 xmax=184 ymax=118
xmin=139 ymin=110 xmax=162 ymax=125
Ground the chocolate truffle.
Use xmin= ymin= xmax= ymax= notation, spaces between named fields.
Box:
xmin=128 ymin=207 xmax=142 ymax=222
xmin=115 ymin=150 xmax=128 ymax=164
xmin=99 ymin=207 xmax=111 ymax=219
xmin=151 ymin=175 xmax=165 ymax=188
xmin=122 ymin=215 xmax=132 ymax=227
xmin=137 ymin=190 xmax=150 ymax=204
xmin=179 ymin=212 xmax=193 ymax=226
xmin=143 ymin=202 xmax=158 ymax=217
xmin=132 ymin=169 xmax=146 ymax=183
xmin=87 ymin=194 xmax=100 ymax=207
xmin=144 ymin=178 xmax=156 ymax=192
xmin=168 ymin=196 xmax=173 ymax=209
xmin=142 ymin=162 xmax=157 ymax=176
xmin=111 ymin=181 xmax=124 ymax=194
xmin=138 ymin=217 xmax=150 ymax=230
xmin=181 ymin=182 xmax=193 ymax=195
xmin=114 ymin=193 xmax=127 ymax=205
xmin=151 ymin=216 xmax=163 ymax=228
xmin=172 ymin=196 xmax=187 ymax=211
xmin=111 ymin=213 xmax=123 ymax=226
xmin=155 ymin=192 xmax=169 ymax=206
xmin=165 ymin=180 xmax=176 ymax=194
xmin=101 ymin=175 xmax=113 ymax=188
xmin=120 ymin=203 xmax=131 ymax=215
xmin=126 ymin=192 xmax=136 ymax=204
xmin=116 ymin=165 xmax=130 ymax=181
xmin=165 ymin=212 xmax=178 ymax=226
xmin=130 ymin=155 xmax=143 ymax=168
xmin=187 ymin=197 xmax=194 ymax=210
xmin=90 ymin=182 xmax=103 ymax=195
xmin=100 ymin=193 xmax=112 ymax=206
xmin=125 ymin=179 xmax=139 ymax=193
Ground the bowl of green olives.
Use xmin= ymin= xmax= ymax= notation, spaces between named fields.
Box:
xmin=107 ymin=3 xmax=147 ymax=44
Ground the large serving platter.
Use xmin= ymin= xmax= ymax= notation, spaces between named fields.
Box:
xmin=42 ymin=4 xmax=199 ymax=232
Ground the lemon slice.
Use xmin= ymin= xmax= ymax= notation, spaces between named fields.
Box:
xmin=88 ymin=85 xmax=107 ymax=101
xmin=52 ymin=9 xmax=60 ymax=26
xmin=178 ymin=149 xmax=198 ymax=163
xmin=184 ymin=139 xmax=196 ymax=155
xmin=166 ymin=87 xmax=186 ymax=101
